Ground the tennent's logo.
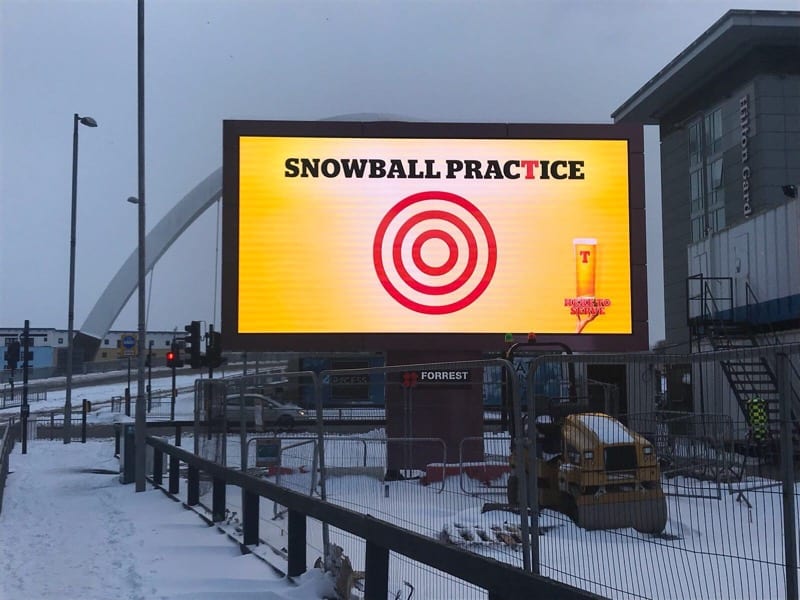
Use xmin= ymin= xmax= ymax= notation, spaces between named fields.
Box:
xmin=564 ymin=237 xmax=612 ymax=333
xmin=373 ymin=191 xmax=497 ymax=314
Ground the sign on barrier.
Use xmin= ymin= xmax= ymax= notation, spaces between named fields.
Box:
xmin=255 ymin=438 xmax=281 ymax=468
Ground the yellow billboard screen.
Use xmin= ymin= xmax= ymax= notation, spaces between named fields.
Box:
xmin=222 ymin=121 xmax=648 ymax=352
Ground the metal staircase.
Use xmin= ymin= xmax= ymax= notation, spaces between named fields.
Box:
xmin=687 ymin=275 xmax=800 ymax=458
xmin=710 ymin=326 xmax=782 ymax=442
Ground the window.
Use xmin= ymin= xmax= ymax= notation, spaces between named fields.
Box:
xmin=706 ymin=158 xmax=725 ymax=231
xmin=690 ymin=170 xmax=703 ymax=213
xmin=58 ymin=337 xmax=64 ymax=344
xmin=691 ymin=216 xmax=706 ymax=241
xmin=704 ymin=108 xmax=723 ymax=155
xmin=709 ymin=158 xmax=724 ymax=189
xmin=708 ymin=206 xmax=725 ymax=233
xmin=688 ymin=106 xmax=725 ymax=241
xmin=688 ymin=121 xmax=701 ymax=166
xmin=101 ymin=352 xmax=107 ymax=358
xmin=104 ymin=339 xmax=110 ymax=345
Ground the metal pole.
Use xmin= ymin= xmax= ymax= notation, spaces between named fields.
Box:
xmin=65 ymin=113 xmax=96 ymax=443
xmin=81 ymin=399 xmax=87 ymax=443
xmin=313 ymin=372 xmax=330 ymax=563
xmin=778 ymin=351 xmax=798 ymax=600
xmin=147 ymin=340 xmax=153 ymax=412
xmin=170 ymin=358 xmax=176 ymax=421
xmin=65 ymin=113 xmax=79 ymax=444
xmin=126 ymin=356 xmax=131 ymax=416
xmin=21 ymin=320 xmax=30 ymax=454
xmin=134 ymin=0 xmax=147 ymax=492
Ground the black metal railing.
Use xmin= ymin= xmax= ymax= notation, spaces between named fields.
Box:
xmin=146 ymin=435 xmax=601 ymax=600
xmin=686 ymin=274 xmax=734 ymax=327
xmin=0 ymin=421 xmax=18 ymax=515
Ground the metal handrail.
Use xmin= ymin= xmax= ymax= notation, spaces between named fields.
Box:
xmin=0 ymin=420 xmax=18 ymax=515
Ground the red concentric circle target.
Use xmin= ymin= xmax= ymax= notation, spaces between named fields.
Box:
xmin=411 ymin=230 xmax=458 ymax=276
xmin=373 ymin=191 xmax=497 ymax=314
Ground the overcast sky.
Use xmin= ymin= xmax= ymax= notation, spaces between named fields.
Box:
xmin=2 ymin=0 xmax=797 ymax=346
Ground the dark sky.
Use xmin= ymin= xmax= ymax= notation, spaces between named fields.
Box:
xmin=2 ymin=0 xmax=796 ymax=344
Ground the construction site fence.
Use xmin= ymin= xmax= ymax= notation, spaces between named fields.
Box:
xmin=182 ymin=347 xmax=800 ymax=600
xmin=520 ymin=344 xmax=800 ymax=600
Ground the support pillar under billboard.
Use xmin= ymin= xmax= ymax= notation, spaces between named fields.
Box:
xmin=385 ymin=350 xmax=484 ymax=478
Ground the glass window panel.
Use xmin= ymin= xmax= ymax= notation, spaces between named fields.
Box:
xmin=713 ymin=110 xmax=722 ymax=140
xmin=710 ymin=159 xmax=723 ymax=189
xmin=704 ymin=109 xmax=723 ymax=154
xmin=690 ymin=170 xmax=704 ymax=213
xmin=714 ymin=206 xmax=725 ymax=230
xmin=691 ymin=216 xmax=705 ymax=241
xmin=688 ymin=121 xmax=701 ymax=165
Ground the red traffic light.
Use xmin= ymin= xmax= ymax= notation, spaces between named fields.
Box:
xmin=166 ymin=351 xmax=175 ymax=361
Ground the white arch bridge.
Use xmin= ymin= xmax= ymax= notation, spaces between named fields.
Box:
xmin=73 ymin=167 xmax=222 ymax=362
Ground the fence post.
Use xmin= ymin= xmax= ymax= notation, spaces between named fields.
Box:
xmin=187 ymin=466 xmax=199 ymax=506
xmin=81 ymin=399 xmax=87 ymax=443
xmin=212 ymin=477 xmax=226 ymax=522
xmin=363 ymin=540 xmax=389 ymax=599
xmin=287 ymin=509 xmax=306 ymax=577
xmin=242 ymin=490 xmax=259 ymax=546
xmin=152 ymin=449 xmax=163 ymax=486
xmin=777 ymin=351 xmax=798 ymax=600
xmin=168 ymin=455 xmax=179 ymax=494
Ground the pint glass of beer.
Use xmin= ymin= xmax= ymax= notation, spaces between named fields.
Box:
xmin=573 ymin=238 xmax=597 ymax=297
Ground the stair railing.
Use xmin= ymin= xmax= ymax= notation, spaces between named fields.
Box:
xmin=743 ymin=281 xmax=800 ymax=429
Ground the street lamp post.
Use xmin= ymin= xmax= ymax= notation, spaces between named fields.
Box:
xmin=134 ymin=0 xmax=147 ymax=493
xmin=126 ymin=193 xmax=146 ymax=491
xmin=65 ymin=113 xmax=98 ymax=444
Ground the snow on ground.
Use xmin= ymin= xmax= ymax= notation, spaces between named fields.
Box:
xmin=3 ymin=375 xmax=799 ymax=599
xmin=0 ymin=373 xmax=201 ymax=421
xmin=0 ymin=438 xmax=335 ymax=600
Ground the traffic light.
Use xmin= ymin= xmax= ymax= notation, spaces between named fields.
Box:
xmin=205 ymin=329 xmax=225 ymax=369
xmin=184 ymin=320 xmax=203 ymax=369
xmin=4 ymin=340 xmax=20 ymax=371
xmin=166 ymin=341 xmax=185 ymax=369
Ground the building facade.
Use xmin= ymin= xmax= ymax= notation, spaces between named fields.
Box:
xmin=1 ymin=327 xmax=180 ymax=380
xmin=613 ymin=9 xmax=800 ymax=351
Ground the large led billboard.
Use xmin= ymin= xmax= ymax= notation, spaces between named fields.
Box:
xmin=222 ymin=121 xmax=648 ymax=352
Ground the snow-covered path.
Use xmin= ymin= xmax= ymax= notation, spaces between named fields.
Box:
xmin=0 ymin=439 xmax=333 ymax=600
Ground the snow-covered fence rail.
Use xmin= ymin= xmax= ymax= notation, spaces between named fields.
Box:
xmin=145 ymin=434 xmax=600 ymax=600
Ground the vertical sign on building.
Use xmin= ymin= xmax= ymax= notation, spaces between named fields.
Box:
xmin=740 ymin=93 xmax=752 ymax=218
